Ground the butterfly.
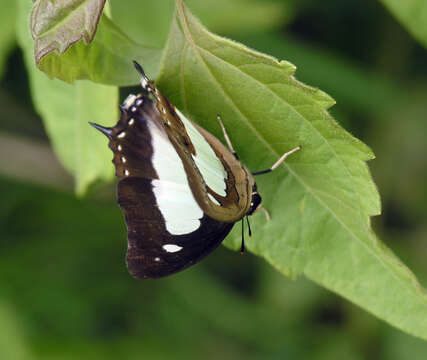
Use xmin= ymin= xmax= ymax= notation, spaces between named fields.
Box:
xmin=90 ymin=61 xmax=300 ymax=279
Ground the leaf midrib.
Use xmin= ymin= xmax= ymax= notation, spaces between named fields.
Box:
xmin=174 ymin=0 xmax=426 ymax=301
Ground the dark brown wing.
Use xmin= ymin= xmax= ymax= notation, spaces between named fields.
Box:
xmin=118 ymin=177 xmax=234 ymax=279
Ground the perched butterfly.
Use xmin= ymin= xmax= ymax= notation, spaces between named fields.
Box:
xmin=90 ymin=61 xmax=300 ymax=279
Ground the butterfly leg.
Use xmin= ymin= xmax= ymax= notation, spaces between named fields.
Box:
xmin=252 ymin=146 xmax=301 ymax=175
xmin=240 ymin=217 xmax=253 ymax=255
xmin=240 ymin=218 xmax=245 ymax=254
xmin=217 ymin=114 xmax=239 ymax=159
xmin=246 ymin=216 xmax=252 ymax=237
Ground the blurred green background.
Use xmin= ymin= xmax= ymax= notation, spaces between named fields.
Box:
xmin=1 ymin=0 xmax=427 ymax=359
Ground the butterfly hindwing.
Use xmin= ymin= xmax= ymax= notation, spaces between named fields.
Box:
xmin=161 ymin=106 xmax=255 ymax=222
xmin=118 ymin=177 xmax=234 ymax=279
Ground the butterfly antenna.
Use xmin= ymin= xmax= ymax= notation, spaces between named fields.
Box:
xmin=132 ymin=60 xmax=152 ymax=92
xmin=253 ymin=146 xmax=301 ymax=175
xmin=217 ymin=114 xmax=239 ymax=159
xmin=132 ymin=60 xmax=145 ymax=77
xmin=246 ymin=216 xmax=252 ymax=237
xmin=240 ymin=219 xmax=245 ymax=255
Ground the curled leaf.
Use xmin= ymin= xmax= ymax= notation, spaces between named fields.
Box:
xmin=31 ymin=0 xmax=106 ymax=63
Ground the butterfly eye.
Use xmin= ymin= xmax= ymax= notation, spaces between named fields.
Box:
xmin=248 ymin=193 xmax=262 ymax=215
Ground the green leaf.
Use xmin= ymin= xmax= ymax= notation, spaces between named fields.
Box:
xmin=18 ymin=0 xmax=117 ymax=195
xmin=156 ymin=0 xmax=427 ymax=339
xmin=31 ymin=0 xmax=106 ymax=63
xmin=37 ymin=15 xmax=162 ymax=85
xmin=0 ymin=1 xmax=17 ymax=78
xmin=0 ymin=302 xmax=32 ymax=360
xmin=234 ymin=32 xmax=402 ymax=114
xmin=379 ymin=0 xmax=427 ymax=49
xmin=111 ymin=0 xmax=291 ymax=48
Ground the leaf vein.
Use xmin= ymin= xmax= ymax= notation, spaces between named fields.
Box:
xmin=175 ymin=0 xmax=423 ymax=298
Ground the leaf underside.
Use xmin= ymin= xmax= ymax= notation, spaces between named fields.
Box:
xmin=31 ymin=0 xmax=106 ymax=63
xmin=155 ymin=0 xmax=427 ymax=340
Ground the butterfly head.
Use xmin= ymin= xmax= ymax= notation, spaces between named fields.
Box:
xmin=247 ymin=183 xmax=262 ymax=216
